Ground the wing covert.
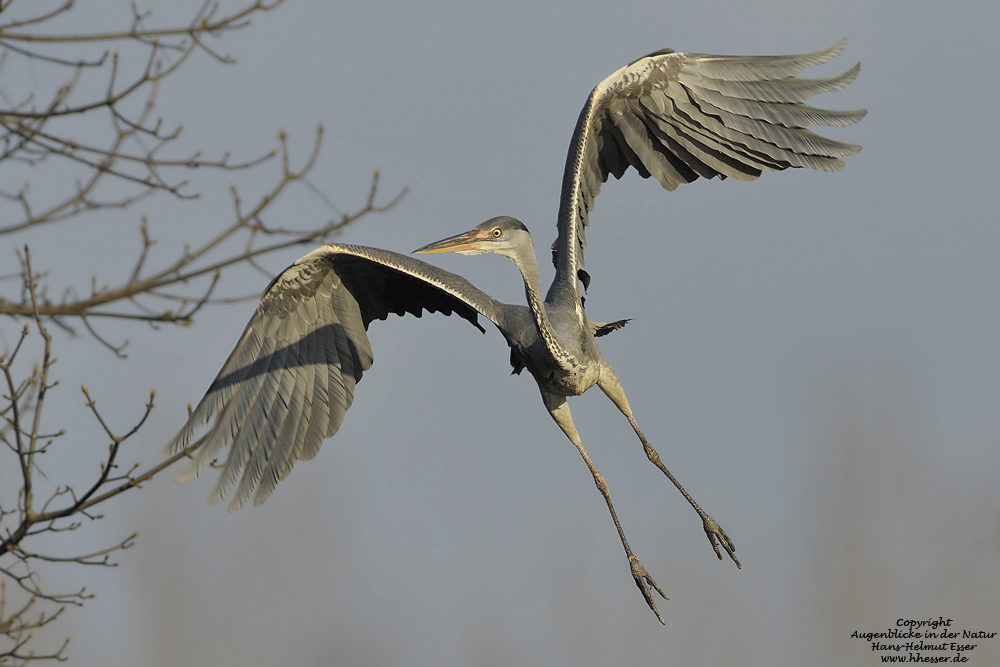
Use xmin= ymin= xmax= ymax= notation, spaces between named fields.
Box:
xmin=164 ymin=243 xmax=505 ymax=510
xmin=553 ymin=39 xmax=866 ymax=296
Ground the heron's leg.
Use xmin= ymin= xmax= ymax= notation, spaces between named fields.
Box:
xmin=597 ymin=364 xmax=740 ymax=569
xmin=540 ymin=389 xmax=668 ymax=624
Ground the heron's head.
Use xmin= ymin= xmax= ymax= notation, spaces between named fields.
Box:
xmin=413 ymin=216 xmax=531 ymax=258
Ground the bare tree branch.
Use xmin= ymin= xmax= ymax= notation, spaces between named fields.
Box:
xmin=0 ymin=2 xmax=401 ymax=662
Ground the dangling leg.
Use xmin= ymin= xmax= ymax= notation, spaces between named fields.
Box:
xmin=597 ymin=363 xmax=740 ymax=568
xmin=540 ymin=389 xmax=668 ymax=623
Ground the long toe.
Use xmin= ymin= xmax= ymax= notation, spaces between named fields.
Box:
xmin=703 ymin=515 xmax=740 ymax=568
xmin=628 ymin=554 xmax=668 ymax=624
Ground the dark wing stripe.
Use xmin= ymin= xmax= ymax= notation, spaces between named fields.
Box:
xmin=553 ymin=41 xmax=865 ymax=297
xmin=259 ymin=329 xmax=317 ymax=501
xmin=604 ymin=114 xmax=651 ymax=178
xmin=674 ymin=87 xmax=853 ymax=158
xmin=295 ymin=292 xmax=329 ymax=459
xmin=597 ymin=127 xmax=629 ymax=180
xmin=209 ymin=344 xmax=290 ymax=506
xmin=164 ymin=244 xmax=506 ymax=510
xmin=637 ymin=89 xmax=759 ymax=178
xmin=687 ymin=92 xmax=862 ymax=155
xmin=246 ymin=329 xmax=312 ymax=507
xmin=652 ymin=113 xmax=773 ymax=177
xmin=668 ymin=93 xmax=850 ymax=169
xmin=658 ymin=82 xmax=807 ymax=170
xmin=635 ymin=97 xmax=718 ymax=181
xmin=231 ymin=343 xmax=295 ymax=505
xmin=637 ymin=94 xmax=708 ymax=179
xmin=635 ymin=95 xmax=771 ymax=177
xmin=328 ymin=321 xmax=358 ymax=431
xmin=614 ymin=101 xmax=691 ymax=190
xmin=690 ymin=85 xmax=867 ymax=128
xmin=234 ymin=356 xmax=301 ymax=510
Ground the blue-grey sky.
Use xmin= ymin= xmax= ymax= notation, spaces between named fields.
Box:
xmin=5 ymin=1 xmax=1000 ymax=665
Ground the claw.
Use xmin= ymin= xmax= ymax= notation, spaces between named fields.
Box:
xmin=703 ymin=515 xmax=740 ymax=569
xmin=628 ymin=554 xmax=668 ymax=624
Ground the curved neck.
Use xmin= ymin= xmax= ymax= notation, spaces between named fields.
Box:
xmin=506 ymin=241 xmax=578 ymax=372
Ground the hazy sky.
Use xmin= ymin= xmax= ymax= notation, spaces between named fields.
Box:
xmin=5 ymin=1 xmax=1000 ymax=665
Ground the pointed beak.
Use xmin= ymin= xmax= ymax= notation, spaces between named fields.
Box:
xmin=413 ymin=229 xmax=491 ymax=254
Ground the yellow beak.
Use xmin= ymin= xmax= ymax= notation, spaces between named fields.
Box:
xmin=413 ymin=229 xmax=491 ymax=254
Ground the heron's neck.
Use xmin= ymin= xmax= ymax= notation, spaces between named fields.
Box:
xmin=507 ymin=243 xmax=578 ymax=372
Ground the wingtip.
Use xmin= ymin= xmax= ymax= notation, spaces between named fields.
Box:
xmin=818 ymin=38 xmax=848 ymax=62
xmin=206 ymin=486 xmax=227 ymax=507
xmin=226 ymin=488 xmax=251 ymax=512
xmin=162 ymin=434 xmax=186 ymax=458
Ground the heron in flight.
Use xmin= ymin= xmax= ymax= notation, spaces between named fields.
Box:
xmin=166 ymin=40 xmax=865 ymax=622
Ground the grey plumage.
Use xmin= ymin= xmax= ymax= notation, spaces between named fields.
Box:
xmin=168 ymin=245 xmax=497 ymax=509
xmin=552 ymin=38 xmax=865 ymax=292
xmin=166 ymin=41 xmax=865 ymax=622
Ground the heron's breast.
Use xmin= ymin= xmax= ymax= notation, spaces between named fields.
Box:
xmin=511 ymin=307 xmax=600 ymax=396
xmin=530 ymin=354 xmax=600 ymax=397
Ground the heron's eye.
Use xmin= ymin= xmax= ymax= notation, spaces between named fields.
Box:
xmin=492 ymin=228 xmax=502 ymax=238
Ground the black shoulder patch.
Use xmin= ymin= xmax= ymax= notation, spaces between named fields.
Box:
xmin=628 ymin=48 xmax=675 ymax=66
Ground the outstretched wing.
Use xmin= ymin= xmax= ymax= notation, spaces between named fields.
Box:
xmin=164 ymin=243 xmax=505 ymax=511
xmin=552 ymin=39 xmax=866 ymax=296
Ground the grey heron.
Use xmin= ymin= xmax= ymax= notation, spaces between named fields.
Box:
xmin=166 ymin=40 xmax=865 ymax=622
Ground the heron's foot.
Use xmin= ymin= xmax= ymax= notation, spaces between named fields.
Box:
xmin=628 ymin=553 xmax=668 ymax=624
xmin=702 ymin=513 xmax=740 ymax=568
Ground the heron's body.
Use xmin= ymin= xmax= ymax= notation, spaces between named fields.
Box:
xmin=166 ymin=40 xmax=866 ymax=622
